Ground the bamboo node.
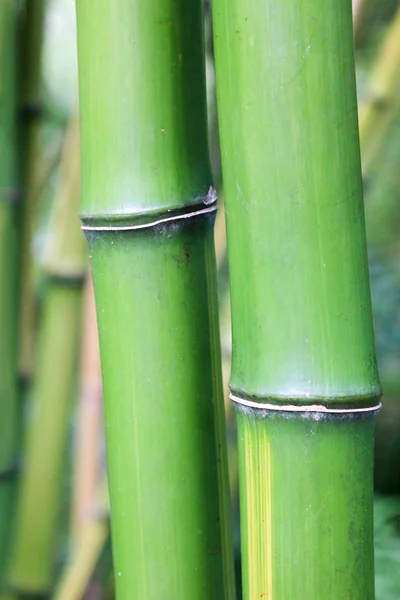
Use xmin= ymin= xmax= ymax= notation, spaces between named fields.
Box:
xmin=81 ymin=202 xmax=218 ymax=232
xmin=230 ymin=393 xmax=382 ymax=414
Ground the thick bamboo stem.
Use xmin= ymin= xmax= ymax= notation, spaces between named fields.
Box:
xmin=75 ymin=1 xmax=235 ymax=597
xmin=213 ymin=0 xmax=381 ymax=597
xmin=8 ymin=118 xmax=87 ymax=596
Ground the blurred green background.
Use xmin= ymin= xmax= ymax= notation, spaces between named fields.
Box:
xmin=4 ymin=0 xmax=400 ymax=598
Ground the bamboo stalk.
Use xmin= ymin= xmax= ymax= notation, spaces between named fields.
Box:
xmin=358 ymin=6 xmax=400 ymax=177
xmin=75 ymin=1 xmax=235 ymax=597
xmin=0 ymin=0 xmax=18 ymax=588
xmin=7 ymin=118 xmax=87 ymax=596
xmin=17 ymin=0 xmax=46 ymax=384
xmin=211 ymin=0 xmax=394 ymax=290
xmin=55 ymin=518 xmax=109 ymax=600
xmin=54 ymin=480 xmax=109 ymax=600
xmin=213 ymin=0 xmax=381 ymax=597
xmin=71 ymin=273 xmax=102 ymax=543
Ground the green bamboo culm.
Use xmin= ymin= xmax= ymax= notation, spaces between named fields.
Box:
xmin=212 ymin=1 xmax=381 ymax=598
xmin=75 ymin=1 xmax=235 ymax=598
xmin=8 ymin=120 xmax=86 ymax=596
xmin=0 ymin=0 xmax=18 ymax=588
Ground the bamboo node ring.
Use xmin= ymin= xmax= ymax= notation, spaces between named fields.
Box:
xmin=81 ymin=203 xmax=217 ymax=232
xmin=230 ymin=393 xmax=381 ymax=414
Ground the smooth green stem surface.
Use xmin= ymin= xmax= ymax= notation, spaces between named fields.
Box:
xmin=236 ymin=407 xmax=376 ymax=598
xmin=77 ymin=2 xmax=211 ymax=222
xmin=212 ymin=0 xmax=381 ymax=597
xmin=76 ymin=0 xmax=235 ymax=597
xmin=87 ymin=218 xmax=234 ymax=599
xmin=213 ymin=0 xmax=380 ymax=406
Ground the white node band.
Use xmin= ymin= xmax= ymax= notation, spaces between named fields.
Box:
xmin=81 ymin=203 xmax=217 ymax=232
xmin=230 ymin=393 xmax=382 ymax=414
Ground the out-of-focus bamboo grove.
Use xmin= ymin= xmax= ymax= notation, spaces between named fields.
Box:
xmin=0 ymin=0 xmax=399 ymax=598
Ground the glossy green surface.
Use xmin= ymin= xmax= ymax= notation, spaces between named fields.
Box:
xmin=76 ymin=0 xmax=210 ymax=221
xmin=87 ymin=218 xmax=234 ymax=599
xmin=213 ymin=0 xmax=381 ymax=597
xmin=0 ymin=0 xmax=18 ymax=586
xmin=76 ymin=0 xmax=235 ymax=597
xmin=213 ymin=0 xmax=381 ymax=404
xmin=9 ymin=284 xmax=83 ymax=593
xmin=236 ymin=407 xmax=376 ymax=600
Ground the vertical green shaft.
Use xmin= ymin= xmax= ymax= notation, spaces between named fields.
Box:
xmin=18 ymin=0 xmax=46 ymax=383
xmin=212 ymin=0 xmax=381 ymax=598
xmin=75 ymin=1 xmax=235 ymax=598
xmin=0 ymin=0 xmax=18 ymax=587
xmin=8 ymin=121 xmax=86 ymax=595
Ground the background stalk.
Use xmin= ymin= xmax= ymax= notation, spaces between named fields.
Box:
xmin=212 ymin=0 xmax=381 ymax=597
xmin=54 ymin=480 xmax=109 ymax=600
xmin=75 ymin=1 xmax=235 ymax=598
xmin=18 ymin=0 xmax=46 ymax=385
xmin=358 ymin=6 xmax=400 ymax=177
xmin=0 ymin=0 xmax=18 ymax=588
xmin=71 ymin=273 xmax=102 ymax=543
xmin=8 ymin=118 xmax=87 ymax=596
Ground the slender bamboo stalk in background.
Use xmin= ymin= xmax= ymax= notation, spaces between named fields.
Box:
xmin=54 ymin=480 xmax=109 ymax=600
xmin=213 ymin=0 xmax=382 ymax=598
xmin=8 ymin=118 xmax=87 ymax=596
xmin=363 ymin=115 xmax=400 ymax=257
xmin=71 ymin=273 xmax=102 ymax=542
xmin=358 ymin=6 xmax=400 ymax=177
xmin=75 ymin=1 xmax=235 ymax=598
xmin=0 ymin=0 xmax=18 ymax=589
xmin=18 ymin=0 xmax=46 ymax=385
